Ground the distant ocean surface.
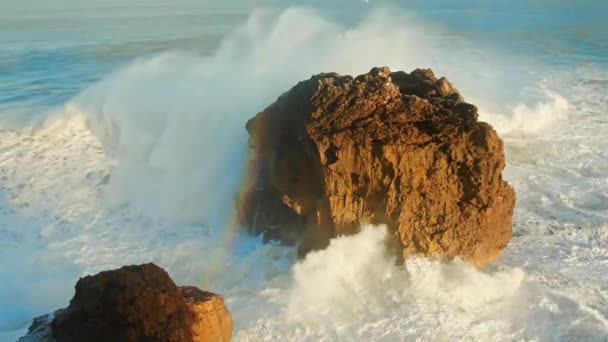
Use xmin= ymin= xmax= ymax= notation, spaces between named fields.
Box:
xmin=1 ymin=1 xmax=607 ymax=341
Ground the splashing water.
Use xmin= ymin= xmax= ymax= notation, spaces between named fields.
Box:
xmin=1 ymin=4 xmax=607 ymax=341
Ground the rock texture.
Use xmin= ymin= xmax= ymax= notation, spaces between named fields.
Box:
xmin=238 ymin=67 xmax=515 ymax=267
xmin=19 ymin=263 xmax=232 ymax=342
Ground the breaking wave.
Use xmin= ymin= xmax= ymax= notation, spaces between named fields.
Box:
xmin=67 ymin=6 xmax=569 ymax=220
xmin=1 ymin=5 xmax=606 ymax=341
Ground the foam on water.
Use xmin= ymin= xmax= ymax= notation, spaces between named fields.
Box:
xmin=287 ymin=226 xmax=525 ymax=325
xmin=65 ymin=6 xmax=571 ymax=220
xmin=1 ymin=5 xmax=607 ymax=341
xmin=234 ymin=226 xmax=607 ymax=340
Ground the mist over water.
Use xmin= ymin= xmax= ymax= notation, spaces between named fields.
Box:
xmin=67 ymin=6 xmax=575 ymax=220
xmin=1 ymin=2 xmax=608 ymax=341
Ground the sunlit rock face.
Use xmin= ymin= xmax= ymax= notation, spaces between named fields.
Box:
xmin=18 ymin=263 xmax=232 ymax=342
xmin=239 ymin=67 xmax=515 ymax=267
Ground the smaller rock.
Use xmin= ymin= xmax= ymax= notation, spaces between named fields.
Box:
xmin=18 ymin=263 xmax=232 ymax=342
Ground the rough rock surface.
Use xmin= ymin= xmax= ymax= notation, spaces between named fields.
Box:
xmin=238 ymin=67 xmax=515 ymax=267
xmin=18 ymin=263 xmax=232 ymax=342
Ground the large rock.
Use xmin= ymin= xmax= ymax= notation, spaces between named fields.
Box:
xmin=238 ymin=67 xmax=515 ymax=267
xmin=19 ymin=263 xmax=232 ymax=342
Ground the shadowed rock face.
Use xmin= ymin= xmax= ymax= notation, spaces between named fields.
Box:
xmin=238 ymin=67 xmax=515 ymax=267
xmin=19 ymin=263 xmax=232 ymax=342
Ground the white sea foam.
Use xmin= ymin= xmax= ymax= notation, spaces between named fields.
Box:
xmin=1 ymin=5 xmax=607 ymax=341
xmin=481 ymin=90 xmax=570 ymax=136
xmin=288 ymin=226 xmax=524 ymax=325
xmin=65 ymin=6 xmax=570 ymax=221
xmin=235 ymin=226 xmax=608 ymax=341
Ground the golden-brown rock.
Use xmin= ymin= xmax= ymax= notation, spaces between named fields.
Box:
xmin=238 ymin=67 xmax=515 ymax=267
xmin=18 ymin=263 xmax=232 ymax=342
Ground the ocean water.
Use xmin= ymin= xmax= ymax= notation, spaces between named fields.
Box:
xmin=1 ymin=0 xmax=607 ymax=341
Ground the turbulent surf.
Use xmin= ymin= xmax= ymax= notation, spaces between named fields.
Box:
xmin=1 ymin=1 xmax=607 ymax=341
